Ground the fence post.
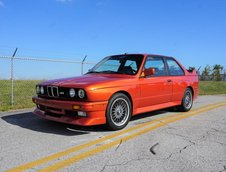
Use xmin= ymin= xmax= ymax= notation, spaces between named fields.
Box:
xmin=81 ymin=55 xmax=87 ymax=75
xmin=10 ymin=48 xmax=18 ymax=106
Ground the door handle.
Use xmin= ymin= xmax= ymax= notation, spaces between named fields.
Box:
xmin=167 ymin=79 xmax=172 ymax=83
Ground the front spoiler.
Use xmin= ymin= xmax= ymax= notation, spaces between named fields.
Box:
xmin=32 ymin=96 xmax=107 ymax=126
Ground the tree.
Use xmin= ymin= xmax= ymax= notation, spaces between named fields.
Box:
xmin=212 ymin=64 xmax=224 ymax=81
xmin=201 ymin=65 xmax=211 ymax=81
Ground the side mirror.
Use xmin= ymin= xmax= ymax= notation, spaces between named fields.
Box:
xmin=142 ymin=68 xmax=155 ymax=77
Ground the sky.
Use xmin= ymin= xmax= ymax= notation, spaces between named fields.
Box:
xmin=0 ymin=0 xmax=226 ymax=79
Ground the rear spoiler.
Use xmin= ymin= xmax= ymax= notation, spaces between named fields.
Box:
xmin=187 ymin=67 xmax=200 ymax=75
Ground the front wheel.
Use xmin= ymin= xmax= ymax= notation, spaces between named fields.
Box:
xmin=106 ymin=93 xmax=132 ymax=130
xmin=179 ymin=88 xmax=193 ymax=112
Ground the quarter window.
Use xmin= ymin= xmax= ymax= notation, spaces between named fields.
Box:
xmin=166 ymin=59 xmax=184 ymax=76
xmin=144 ymin=57 xmax=166 ymax=76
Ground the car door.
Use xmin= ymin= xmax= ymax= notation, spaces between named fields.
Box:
xmin=138 ymin=56 xmax=173 ymax=108
xmin=165 ymin=58 xmax=187 ymax=102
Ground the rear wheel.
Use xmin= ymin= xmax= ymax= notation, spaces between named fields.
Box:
xmin=106 ymin=93 xmax=132 ymax=130
xmin=179 ymin=88 xmax=193 ymax=112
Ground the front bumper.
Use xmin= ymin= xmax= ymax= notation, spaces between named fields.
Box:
xmin=32 ymin=96 xmax=108 ymax=126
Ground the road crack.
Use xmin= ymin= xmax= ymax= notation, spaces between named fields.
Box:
xmin=179 ymin=140 xmax=195 ymax=153
xmin=165 ymin=140 xmax=196 ymax=160
xmin=99 ymin=139 xmax=123 ymax=172
xmin=99 ymin=156 xmax=151 ymax=171
xmin=115 ymin=139 xmax=123 ymax=151
xmin=150 ymin=143 xmax=159 ymax=155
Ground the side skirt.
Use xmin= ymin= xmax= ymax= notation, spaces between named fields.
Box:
xmin=133 ymin=101 xmax=181 ymax=115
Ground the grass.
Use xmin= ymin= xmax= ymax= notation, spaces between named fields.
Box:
xmin=0 ymin=80 xmax=226 ymax=111
xmin=0 ymin=80 xmax=41 ymax=111
xmin=199 ymin=81 xmax=226 ymax=95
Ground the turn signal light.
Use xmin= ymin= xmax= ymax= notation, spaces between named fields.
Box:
xmin=72 ymin=105 xmax=81 ymax=110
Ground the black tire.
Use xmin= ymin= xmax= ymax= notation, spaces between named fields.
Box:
xmin=106 ymin=93 xmax=132 ymax=130
xmin=179 ymin=88 xmax=193 ymax=112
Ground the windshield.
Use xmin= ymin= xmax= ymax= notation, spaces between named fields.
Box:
xmin=88 ymin=55 xmax=144 ymax=75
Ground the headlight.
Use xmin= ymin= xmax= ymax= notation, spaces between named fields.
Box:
xmin=40 ymin=86 xmax=44 ymax=94
xmin=78 ymin=89 xmax=85 ymax=98
xmin=36 ymin=86 xmax=40 ymax=94
xmin=69 ymin=88 xmax=76 ymax=98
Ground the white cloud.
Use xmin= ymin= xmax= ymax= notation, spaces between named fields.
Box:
xmin=56 ymin=0 xmax=72 ymax=2
xmin=0 ymin=1 xmax=4 ymax=7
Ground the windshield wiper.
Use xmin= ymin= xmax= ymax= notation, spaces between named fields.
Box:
xmin=87 ymin=70 xmax=123 ymax=74
xmin=101 ymin=70 xmax=119 ymax=74
xmin=86 ymin=71 xmax=101 ymax=74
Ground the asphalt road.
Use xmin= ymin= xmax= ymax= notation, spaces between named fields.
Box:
xmin=0 ymin=95 xmax=226 ymax=172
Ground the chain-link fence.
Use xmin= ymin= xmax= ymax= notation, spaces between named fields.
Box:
xmin=198 ymin=74 xmax=226 ymax=81
xmin=1 ymin=54 xmax=226 ymax=111
xmin=0 ymin=55 xmax=95 ymax=111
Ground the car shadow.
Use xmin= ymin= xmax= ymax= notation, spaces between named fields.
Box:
xmin=131 ymin=108 xmax=175 ymax=121
xmin=1 ymin=108 xmax=175 ymax=135
xmin=1 ymin=112 xmax=107 ymax=136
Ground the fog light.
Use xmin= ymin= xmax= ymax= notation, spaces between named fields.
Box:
xmin=77 ymin=111 xmax=87 ymax=117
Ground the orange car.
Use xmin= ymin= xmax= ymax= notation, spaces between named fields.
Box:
xmin=32 ymin=54 xmax=198 ymax=130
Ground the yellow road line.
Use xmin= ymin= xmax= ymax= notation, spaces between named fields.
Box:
xmin=160 ymin=103 xmax=226 ymax=123
xmin=6 ymin=101 xmax=226 ymax=172
xmin=39 ymin=122 xmax=166 ymax=172
xmin=38 ymin=102 xmax=226 ymax=172
xmin=6 ymin=120 xmax=157 ymax=172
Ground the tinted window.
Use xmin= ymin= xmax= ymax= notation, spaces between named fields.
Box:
xmin=95 ymin=60 xmax=120 ymax=72
xmin=144 ymin=57 xmax=166 ymax=76
xmin=124 ymin=60 xmax=138 ymax=72
xmin=89 ymin=55 xmax=144 ymax=75
xmin=166 ymin=59 xmax=184 ymax=76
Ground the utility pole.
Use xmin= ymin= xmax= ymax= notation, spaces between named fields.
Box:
xmin=10 ymin=48 xmax=18 ymax=106
xmin=81 ymin=55 xmax=87 ymax=75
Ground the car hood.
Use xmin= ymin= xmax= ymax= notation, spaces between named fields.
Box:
xmin=40 ymin=74 xmax=136 ymax=90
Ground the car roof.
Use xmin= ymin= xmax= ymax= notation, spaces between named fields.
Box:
xmin=113 ymin=53 xmax=174 ymax=59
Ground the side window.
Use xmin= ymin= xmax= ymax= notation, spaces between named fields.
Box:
xmin=144 ymin=57 xmax=166 ymax=76
xmin=166 ymin=59 xmax=184 ymax=76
